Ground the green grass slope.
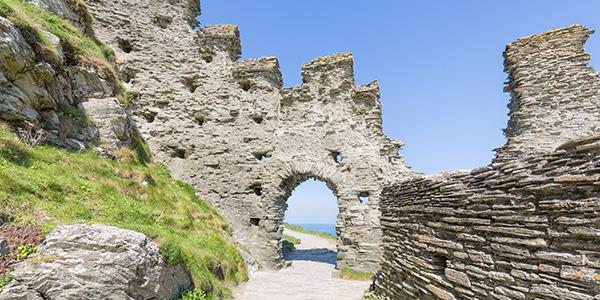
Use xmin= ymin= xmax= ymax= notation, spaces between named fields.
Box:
xmin=0 ymin=124 xmax=247 ymax=299
xmin=284 ymin=223 xmax=336 ymax=240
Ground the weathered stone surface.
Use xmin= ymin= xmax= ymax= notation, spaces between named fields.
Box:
xmin=86 ymin=0 xmax=412 ymax=272
xmin=0 ymin=4 xmax=132 ymax=151
xmin=0 ymin=237 xmax=8 ymax=257
xmin=0 ymin=224 xmax=192 ymax=300
xmin=496 ymin=25 xmax=600 ymax=161
xmin=79 ymin=97 xmax=131 ymax=149
xmin=373 ymin=25 xmax=600 ymax=300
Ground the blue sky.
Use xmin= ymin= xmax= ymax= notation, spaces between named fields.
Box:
xmin=200 ymin=1 xmax=600 ymax=224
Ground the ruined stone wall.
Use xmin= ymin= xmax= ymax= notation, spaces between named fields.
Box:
xmin=496 ymin=25 xmax=600 ymax=161
xmin=86 ymin=0 xmax=411 ymax=272
xmin=373 ymin=25 xmax=600 ymax=299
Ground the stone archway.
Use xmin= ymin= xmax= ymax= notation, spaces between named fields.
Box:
xmin=86 ymin=0 xmax=413 ymax=272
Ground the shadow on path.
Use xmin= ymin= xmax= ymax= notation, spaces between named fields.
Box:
xmin=284 ymin=248 xmax=336 ymax=265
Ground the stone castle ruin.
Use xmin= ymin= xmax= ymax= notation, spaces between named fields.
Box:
xmin=373 ymin=25 xmax=600 ymax=299
xmin=86 ymin=0 xmax=410 ymax=272
xmin=82 ymin=0 xmax=600 ymax=298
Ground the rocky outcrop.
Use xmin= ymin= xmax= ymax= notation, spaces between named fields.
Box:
xmin=373 ymin=25 xmax=600 ymax=300
xmin=86 ymin=0 xmax=411 ymax=272
xmin=0 ymin=224 xmax=192 ymax=300
xmin=0 ymin=1 xmax=131 ymax=151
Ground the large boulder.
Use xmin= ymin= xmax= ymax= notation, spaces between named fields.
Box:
xmin=0 ymin=224 xmax=192 ymax=300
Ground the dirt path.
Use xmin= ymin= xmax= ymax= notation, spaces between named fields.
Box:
xmin=234 ymin=229 xmax=371 ymax=300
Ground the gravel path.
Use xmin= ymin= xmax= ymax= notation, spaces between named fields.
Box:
xmin=234 ymin=229 xmax=371 ymax=300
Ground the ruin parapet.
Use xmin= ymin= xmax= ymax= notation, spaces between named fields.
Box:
xmin=496 ymin=25 xmax=600 ymax=161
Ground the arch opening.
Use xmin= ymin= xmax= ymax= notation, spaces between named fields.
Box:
xmin=281 ymin=178 xmax=339 ymax=266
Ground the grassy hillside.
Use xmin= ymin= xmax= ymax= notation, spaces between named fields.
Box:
xmin=284 ymin=223 xmax=336 ymax=240
xmin=0 ymin=0 xmax=114 ymax=68
xmin=0 ymin=124 xmax=247 ymax=299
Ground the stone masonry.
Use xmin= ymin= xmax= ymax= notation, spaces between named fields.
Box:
xmin=86 ymin=0 xmax=411 ymax=272
xmin=373 ymin=25 xmax=600 ymax=299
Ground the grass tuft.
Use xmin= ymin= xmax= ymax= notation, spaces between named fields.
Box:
xmin=339 ymin=267 xmax=373 ymax=281
xmin=0 ymin=273 xmax=12 ymax=290
xmin=0 ymin=123 xmax=246 ymax=299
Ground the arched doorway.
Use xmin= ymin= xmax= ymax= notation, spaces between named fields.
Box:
xmin=283 ymin=179 xmax=339 ymax=265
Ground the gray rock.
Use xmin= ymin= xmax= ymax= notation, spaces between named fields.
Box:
xmin=0 ymin=237 xmax=8 ymax=257
xmin=0 ymin=224 xmax=192 ymax=300
xmin=79 ymin=97 xmax=131 ymax=150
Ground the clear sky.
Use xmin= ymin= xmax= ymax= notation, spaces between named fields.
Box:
xmin=200 ymin=1 xmax=600 ymax=224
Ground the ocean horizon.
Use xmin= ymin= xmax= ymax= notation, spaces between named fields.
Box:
xmin=294 ymin=223 xmax=336 ymax=236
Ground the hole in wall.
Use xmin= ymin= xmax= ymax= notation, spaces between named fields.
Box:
xmin=202 ymin=54 xmax=213 ymax=63
xmin=182 ymin=76 xmax=199 ymax=93
xmin=239 ymin=80 xmax=253 ymax=92
xmin=431 ymin=254 xmax=448 ymax=274
xmin=165 ymin=144 xmax=186 ymax=159
xmin=359 ymin=192 xmax=369 ymax=204
xmin=251 ymin=184 xmax=263 ymax=196
xmin=331 ymin=151 xmax=343 ymax=164
xmin=252 ymin=115 xmax=264 ymax=124
xmin=193 ymin=112 xmax=205 ymax=126
xmin=253 ymin=151 xmax=270 ymax=161
xmin=143 ymin=110 xmax=158 ymax=123
xmin=250 ymin=218 xmax=260 ymax=226
xmin=120 ymin=66 xmax=138 ymax=83
xmin=155 ymin=15 xmax=172 ymax=29
xmin=116 ymin=37 xmax=134 ymax=53
xmin=283 ymin=178 xmax=339 ymax=265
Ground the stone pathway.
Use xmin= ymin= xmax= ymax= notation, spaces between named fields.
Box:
xmin=234 ymin=229 xmax=371 ymax=300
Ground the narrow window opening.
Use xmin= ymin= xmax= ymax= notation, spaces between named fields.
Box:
xmin=143 ymin=110 xmax=157 ymax=123
xmin=252 ymin=115 xmax=264 ymax=124
xmin=251 ymin=184 xmax=263 ymax=196
xmin=240 ymin=80 xmax=252 ymax=91
xmin=116 ymin=38 xmax=134 ymax=53
xmin=331 ymin=151 xmax=342 ymax=164
xmin=359 ymin=192 xmax=369 ymax=204
xmin=253 ymin=152 xmax=270 ymax=161
xmin=202 ymin=55 xmax=213 ymax=63
xmin=250 ymin=218 xmax=260 ymax=226
xmin=431 ymin=254 xmax=448 ymax=274
xmin=168 ymin=147 xmax=186 ymax=159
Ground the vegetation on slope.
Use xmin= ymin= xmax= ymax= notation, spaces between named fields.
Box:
xmin=0 ymin=123 xmax=247 ymax=299
xmin=284 ymin=223 xmax=336 ymax=240
xmin=0 ymin=0 xmax=120 ymax=94
xmin=0 ymin=0 xmax=112 ymax=63
xmin=282 ymin=234 xmax=300 ymax=255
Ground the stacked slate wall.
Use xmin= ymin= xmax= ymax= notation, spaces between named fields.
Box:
xmin=373 ymin=25 xmax=600 ymax=299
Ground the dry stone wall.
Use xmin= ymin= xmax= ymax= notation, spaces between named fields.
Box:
xmin=373 ymin=25 xmax=600 ymax=299
xmin=86 ymin=0 xmax=411 ymax=272
xmin=496 ymin=25 xmax=600 ymax=161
